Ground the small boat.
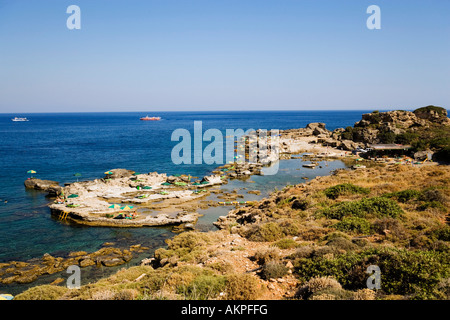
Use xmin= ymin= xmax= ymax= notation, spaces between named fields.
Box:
xmin=12 ymin=117 xmax=29 ymax=122
xmin=140 ymin=115 xmax=161 ymax=121
xmin=302 ymin=163 xmax=318 ymax=168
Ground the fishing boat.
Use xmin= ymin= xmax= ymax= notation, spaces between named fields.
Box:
xmin=140 ymin=115 xmax=161 ymax=121
xmin=11 ymin=117 xmax=29 ymax=122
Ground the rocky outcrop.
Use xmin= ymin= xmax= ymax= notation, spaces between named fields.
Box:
xmin=0 ymin=244 xmax=149 ymax=285
xmin=24 ymin=178 xmax=62 ymax=196
xmin=336 ymin=107 xmax=449 ymax=147
xmin=413 ymin=106 xmax=450 ymax=124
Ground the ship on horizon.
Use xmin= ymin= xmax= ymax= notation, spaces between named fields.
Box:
xmin=140 ymin=115 xmax=161 ymax=121
xmin=11 ymin=117 xmax=29 ymax=122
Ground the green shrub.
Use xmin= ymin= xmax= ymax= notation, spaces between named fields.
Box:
xmin=324 ymin=183 xmax=370 ymax=200
xmin=273 ymin=238 xmax=299 ymax=249
xmin=384 ymin=189 xmax=422 ymax=203
xmin=14 ymin=285 xmax=69 ymax=300
xmin=395 ymin=132 xmax=419 ymax=145
xmin=177 ymin=274 xmax=226 ymax=300
xmin=325 ymin=236 xmax=358 ymax=252
xmin=321 ymin=197 xmax=404 ymax=220
xmin=247 ymin=219 xmax=302 ymax=242
xmin=294 ymin=248 xmax=450 ymax=299
xmin=260 ymin=261 xmax=289 ymax=280
xmin=432 ymin=226 xmax=450 ymax=242
xmin=418 ymin=201 xmax=447 ymax=212
xmin=247 ymin=222 xmax=284 ymax=242
xmin=378 ymin=131 xmax=396 ymax=144
xmin=154 ymin=232 xmax=211 ymax=264
xmin=333 ymin=217 xmax=372 ymax=234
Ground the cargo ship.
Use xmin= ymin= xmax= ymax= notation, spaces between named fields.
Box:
xmin=140 ymin=116 xmax=161 ymax=121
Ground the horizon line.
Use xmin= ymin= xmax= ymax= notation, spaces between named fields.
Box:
xmin=0 ymin=108 xmax=419 ymax=115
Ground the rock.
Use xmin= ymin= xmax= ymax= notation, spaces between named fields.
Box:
xmin=79 ymin=257 xmax=96 ymax=267
xmin=24 ymin=179 xmax=61 ymax=195
xmin=184 ymin=223 xmax=195 ymax=230
xmin=101 ymin=258 xmax=123 ymax=267
xmin=107 ymin=169 xmax=135 ymax=179
xmin=413 ymin=106 xmax=450 ymax=124
xmin=414 ymin=150 xmax=434 ymax=161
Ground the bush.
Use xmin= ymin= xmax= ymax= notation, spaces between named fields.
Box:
xmin=260 ymin=261 xmax=289 ymax=280
xmin=321 ymin=197 xmax=404 ymax=220
xmin=225 ymin=273 xmax=262 ymax=300
xmin=325 ymin=236 xmax=358 ymax=252
xmin=333 ymin=217 xmax=372 ymax=234
xmin=324 ymin=183 xmax=370 ymax=200
xmin=247 ymin=222 xmax=284 ymax=242
xmin=296 ymin=276 xmax=342 ymax=299
xmin=154 ymin=232 xmax=211 ymax=264
xmin=178 ymin=274 xmax=226 ymax=300
xmin=246 ymin=219 xmax=303 ymax=242
xmin=384 ymin=189 xmax=422 ymax=203
xmin=294 ymin=247 xmax=450 ymax=299
xmin=14 ymin=285 xmax=69 ymax=300
xmin=273 ymin=238 xmax=299 ymax=249
xmin=433 ymin=226 xmax=450 ymax=242
xmin=254 ymin=247 xmax=281 ymax=265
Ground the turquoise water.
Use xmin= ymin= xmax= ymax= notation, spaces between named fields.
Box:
xmin=0 ymin=111 xmax=361 ymax=293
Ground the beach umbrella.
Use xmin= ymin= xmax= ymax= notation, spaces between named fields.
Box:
xmin=74 ymin=173 xmax=81 ymax=181
xmin=120 ymin=205 xmax=134 ymax=211
xmin=132 ymin=172 xmax=141 ymax=176
xmin=161 ymin=182 xmax=171 ymax=186
xmin=143 ymin=186 xmax=152 ymax=190
xmin=104 ymin=171 xmax=113 ymax=175
xmin=200 ymin=181 xmax=210 ymax=185
xmin=27 ymin=170 xmax=36 ymax=178
xmin=108 ymin=204 xmax=121 ymax=209
xmin=67 ymin=194 xmax=79 ymax=198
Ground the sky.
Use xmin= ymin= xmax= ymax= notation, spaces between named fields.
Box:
xmin=0 ymin=0 xmax=449 ymax=113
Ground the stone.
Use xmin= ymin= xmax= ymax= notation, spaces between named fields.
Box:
xmin=24 ymin=179 xmax=61 ymax=195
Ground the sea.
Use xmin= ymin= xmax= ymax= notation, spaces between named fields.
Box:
xmin=0 ymin=110 xmax=368 ymax=293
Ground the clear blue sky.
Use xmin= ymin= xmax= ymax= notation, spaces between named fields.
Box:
xmin=0 ymin=0 xmax=449 ymax=112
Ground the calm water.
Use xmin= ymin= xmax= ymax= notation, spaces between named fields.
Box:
xmin=0 ymin=110 xmax=363 ymax=292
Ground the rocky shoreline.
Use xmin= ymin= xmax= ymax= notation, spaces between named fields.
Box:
xmin=9 ymin=106 xmax=449 ymax=293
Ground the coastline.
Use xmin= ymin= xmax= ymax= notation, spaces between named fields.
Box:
xmin=3 ymin=107 xmax=450 ymax=299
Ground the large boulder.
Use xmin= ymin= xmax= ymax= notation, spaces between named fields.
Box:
xmin=413 ymin=106 xmax=450 ymax=125
xmin=107 ymin=169 xmax=135 ymax=179
xmin=24 ymin=178 xmax=62 ymax=195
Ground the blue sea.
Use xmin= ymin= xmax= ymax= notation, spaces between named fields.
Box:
xmin=0 ymin=110 xmax=366 ymax=292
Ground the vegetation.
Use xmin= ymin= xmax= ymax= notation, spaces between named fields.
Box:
xmin=321 ymin=197 xmax=404 ymax=220
xmin=333 ymin=217 xmax=372 ymax=234
xmin=294 ymin=248 xmax=450 ymax=299
xmin=324 ymin=183 xmax=370 ymax=199
xmin=14 ymin=151 xmax=450 ymax=301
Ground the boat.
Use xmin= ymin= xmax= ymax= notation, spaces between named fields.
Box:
xmin=140 ymin=115 xmax=161 ymax=121
xmin=302 ymin=163 xmax=318 ymax=168
xmin=12 ymin=117 xmax=29 ymax=122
